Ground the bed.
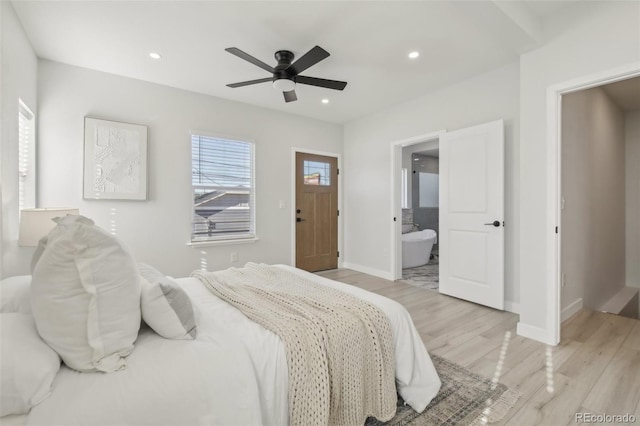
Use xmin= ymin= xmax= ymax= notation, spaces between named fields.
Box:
xmin=2 ymin=263 xmax=440 ymax=426
xmin=2 ymin=216 xmax=441 ymax=426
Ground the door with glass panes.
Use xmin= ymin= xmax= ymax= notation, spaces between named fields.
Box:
xmin=295 ymin=152 xmax=338 ymax=272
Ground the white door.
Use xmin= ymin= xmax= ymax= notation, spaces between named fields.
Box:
xmin=439 ymin=120 xmax=504 ymax=310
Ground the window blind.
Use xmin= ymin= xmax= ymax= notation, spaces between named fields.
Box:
xmin=18 ymin=101 xmax=35 ymax=212
xmin=191 ymin=134 xmax=255 ymax=242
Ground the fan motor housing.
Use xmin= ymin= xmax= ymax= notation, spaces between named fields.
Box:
xmin=273 ymin=50 xmax=296 ymax=85
xmin=274 ymin=50 xmax=294 ymax=68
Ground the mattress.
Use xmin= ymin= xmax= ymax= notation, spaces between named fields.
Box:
xmin=24 ymin=265 xmax=440 ymax=425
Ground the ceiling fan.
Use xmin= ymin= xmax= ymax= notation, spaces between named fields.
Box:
xmin=225 ymin=46 xmax=347 ymax=103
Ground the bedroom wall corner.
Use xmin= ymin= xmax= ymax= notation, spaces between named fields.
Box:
xmin=0 ymin=0 xmax=38 ymax=278
xmin=36 ymin=60 xmax=343 ymax=278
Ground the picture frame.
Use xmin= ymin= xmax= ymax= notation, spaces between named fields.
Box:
xmin=83 ymin=117 xmax=148 ymax=200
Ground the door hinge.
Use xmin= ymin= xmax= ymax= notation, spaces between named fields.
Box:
xmin=337 ymin=168 xmax=340 ymax=175
xmin=337 ymin=251 xmax=340 ymax=258
xmin=337 ymin=210 xmax=339 ymax=216
xmin=555 ymin=226 xmax=558 ymax=234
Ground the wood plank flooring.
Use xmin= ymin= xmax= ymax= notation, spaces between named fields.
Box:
xmin=317 ymin=268 xmax=640 ymax=426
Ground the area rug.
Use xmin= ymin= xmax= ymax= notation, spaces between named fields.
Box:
xmin=366 ymin=354 xmax=520 ymax=426
xmin=400 ymin=257 xmax=439 ymax=291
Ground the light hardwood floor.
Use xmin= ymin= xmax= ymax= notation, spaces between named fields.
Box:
xmin=317 ymin=268 xmax=640 ymax=426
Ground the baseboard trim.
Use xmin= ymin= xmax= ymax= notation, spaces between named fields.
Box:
xmin=504 ymin=300 xmax=520 ymax=315
xmin=341 ymin=262 xmax=394 ymax=281
xmin=561 ymin=298 xmax=583 ymax=322
xmin=516 ymin=322 xmax=558 ymax=345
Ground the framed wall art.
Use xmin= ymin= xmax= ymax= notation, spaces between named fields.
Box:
xmin=83 ymin=117 xmax=148 ymax=200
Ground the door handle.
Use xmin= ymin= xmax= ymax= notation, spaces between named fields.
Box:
xmin=296 ymin=218 xmax=306 ymax=222
xmin=484 ymin=220 xmax=501 ymax=227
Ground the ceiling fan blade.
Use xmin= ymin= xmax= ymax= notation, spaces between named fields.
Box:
xmin=226 ymin=77 xmax=273 ymax=88
xmin=296 ymin=76 xmax=347 ymax=91
xmin=283 ymin=90 xmax=297 ymax=103
xmin=225 ymin=47 xmax=275 ymax=73
xmin=287 ymin=46 xmax=330 ymax=75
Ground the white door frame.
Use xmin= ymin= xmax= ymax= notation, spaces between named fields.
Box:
xmin=546 ymin=61 xmax=640 ymax=345
xmin=390 ymin=130 xmax=446 ymax=280
xmin=290 ymin=147 xmax=343 ymax=268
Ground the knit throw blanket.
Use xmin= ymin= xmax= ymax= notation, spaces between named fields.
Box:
xmin=192 ymin=264 xmax=397 ymax=426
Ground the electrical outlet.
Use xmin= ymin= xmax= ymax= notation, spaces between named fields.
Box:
xmin=230 ymin=252 xmax=238 ymax=262
xmin=279 ymin=200 xmax=285 ymax=209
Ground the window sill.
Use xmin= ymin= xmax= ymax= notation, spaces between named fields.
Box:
xmin=187 ymin=237 xmax=259 ymax=248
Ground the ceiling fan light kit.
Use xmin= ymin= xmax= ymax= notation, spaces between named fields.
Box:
xmin=225 ymin=46 xmax=347 ymax=103
xmin=273 ymin=79 xmax=295 ymax=92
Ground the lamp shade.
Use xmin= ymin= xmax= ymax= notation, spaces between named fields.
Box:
xmin=18 ymin=208 xmax=79 ymax=247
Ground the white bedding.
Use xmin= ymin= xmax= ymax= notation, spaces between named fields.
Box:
xmin=25 ymin=265 xmax=440 ymax=426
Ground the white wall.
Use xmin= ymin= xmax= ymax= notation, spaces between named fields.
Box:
xmin=561 ymin=87 xmax=626 ymax=312
xmin=518 ymin=1 xmax=640 ymax=340
xmin=343 ymin=61 xmax=521 ymax=308
xmin=1 ymin=1 xmax=38 ymax=278
xmin=36 ymin=60 xmax=342 ymax=278
xmin=627 ymin=110 xmax=640 ymax=289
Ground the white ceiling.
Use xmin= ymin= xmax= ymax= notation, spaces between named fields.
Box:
xmin=12 ymin=0 xmax=580 ymax=123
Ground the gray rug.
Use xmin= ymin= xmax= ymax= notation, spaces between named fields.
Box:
xmin=366 ymin=354 xmax=520 ymax=425
xmin=400 ymin=257 xmax=439 ymax=291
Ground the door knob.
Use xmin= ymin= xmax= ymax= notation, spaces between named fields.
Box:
xmin=484 ymin=220 xmax=501 ymax=227
xmin=296 ymin=218 xmax=306 ymax=222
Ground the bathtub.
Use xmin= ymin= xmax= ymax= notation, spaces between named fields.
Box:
xmin=402 ymin=229 xmax=437 ymax=269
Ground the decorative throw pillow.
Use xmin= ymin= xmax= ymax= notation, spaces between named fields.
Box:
xmin=30 ymin=215 xmax=141 ymax=373
xmin=139 ymin=263 xmax=197 ymax=340
xmin=0 ymin=313 xmax=61 ymax=416
xmin=0 ymin=275 xmax=32 ymax=314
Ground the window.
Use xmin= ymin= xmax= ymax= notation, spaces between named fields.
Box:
xmin=191 ymin=134 xmax=255 ymax=243
xmin=400 ymin=168 xmax=408 ymax=209
xmin=418 ymin=172 xmax=439 ymax=208
xmin=303 ymin=160 xmax=331 ymax=186
xmin=18 ymin=100 xmax=35 ymax=212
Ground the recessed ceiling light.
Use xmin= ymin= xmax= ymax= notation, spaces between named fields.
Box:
xmin=408 ymin=51 xmax=420 ymax=59
xmin=321 ymin=99 xmax=329 ymax=104
xmin=149 ymin=52 xmax=162 ymax=60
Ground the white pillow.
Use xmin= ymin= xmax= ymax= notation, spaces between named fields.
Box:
xmin=139 ymin=264 xmax=197 ymax=340
xmin=1 ymin=313 xmax=61 ymax=416
xmin=31 ymin=235 xmax=48 ymax=273
xmin=30 ymin=215 xmax=141 ymax=373
xmin=0 ymin=276 xmax=32 ymax=314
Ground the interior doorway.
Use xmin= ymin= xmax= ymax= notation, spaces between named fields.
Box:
xmin=294 ymin=151 xmax=339 ymax=272
xmin=547 ymin=62 xmax=640 ymax=345
xmin=392 ymin=120 xmax=506 ymax=311
xmin=391 ymin=131 xmax=444 ymax=282
xmin=559 ymin=76 xmax=640 ymax=322
xmin=398 ymin=141 xmax=441 ymax=290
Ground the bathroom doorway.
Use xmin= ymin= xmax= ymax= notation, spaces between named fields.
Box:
xmin=400 ymin=144 xmax=441 ymax=289
xmin=392 ymin=120 xmax=505 ymax=310
xmin=390 ymin=131 xmax=444 ymax=286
